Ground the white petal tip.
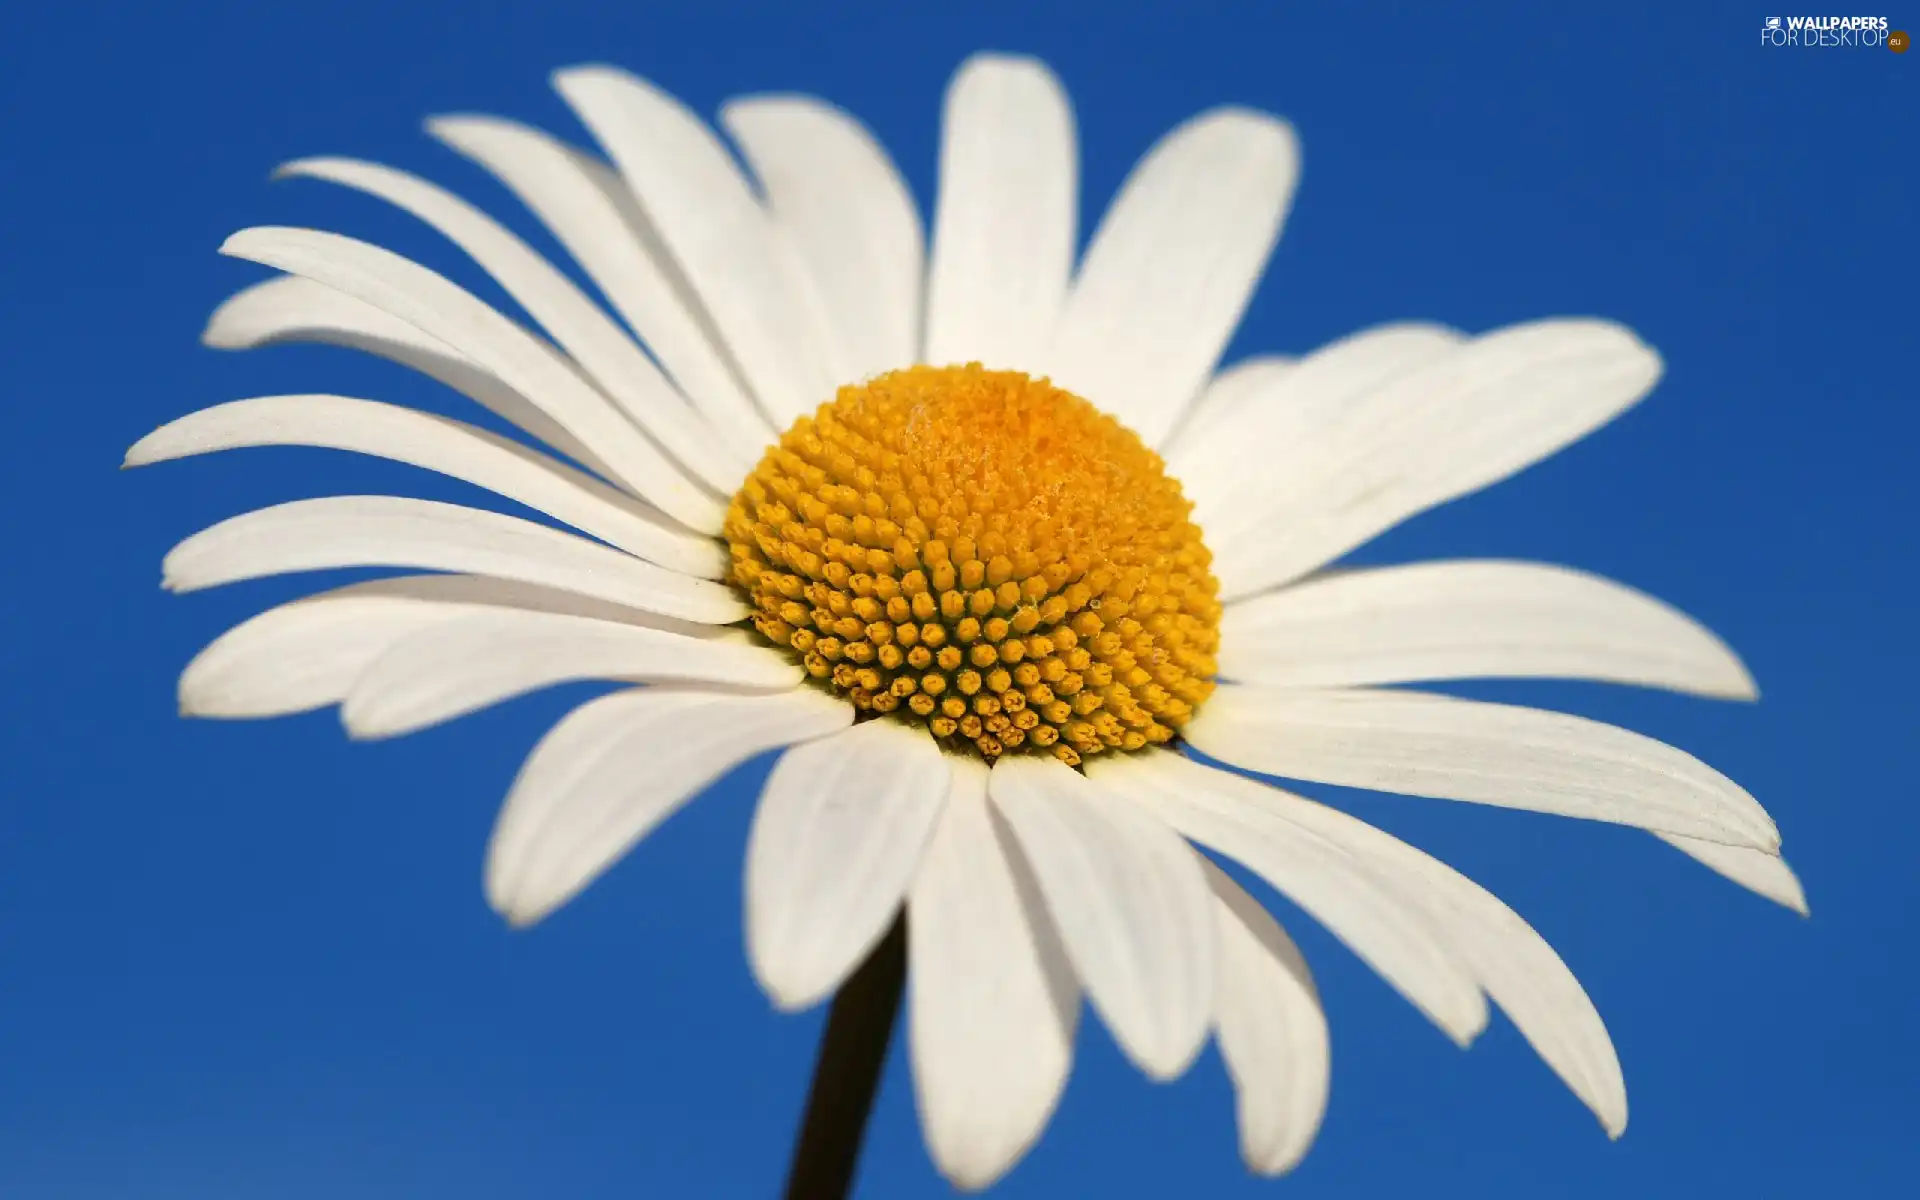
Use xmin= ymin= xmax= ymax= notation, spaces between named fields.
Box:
xmin=1244 ymin=1149 xmax=1310 ymax=1179
xmin=748 ymin=936 xmax=845 ymax=1014
xmin=123 ymin=432 xmax=169 ymax=468
xmin=488 ymin=888 xmax=549 ymax=930
xmin=1705 ymin=655 xmax=1761 ymax=702
xmin=1768 ymin=871 xmax=1812 ymax=918
xmin=200 ymin=316 xmax=247 ymax=350
xmin=1196 ymin=104 xmax=1301 ymax=151
xmin=925 ymin=1118 xmax=1052 ymax=1192
xmin=339 ymin=707 xmax=403 ymax=742
xmin=748 ymin=938 xmax=812 ymax=1014
xmin=1447 ymin=1010 xmax=1490 ymax=1050
xmin=423 ymin=113 xmax=488 ymax=142
xmin=760 ymin=976 xmax=827 ymax=1015
xmin=717 ymin=92 xmax=807 ymax=121
xmin=216 ymin=230 xmax=270 ymax=261
xmin=1541 ymin=317 xmax=1662 ymax=384
xmin=1603 ymin=1113 xmax=1628 ymax=1140
xmin=550 ymin=63 xmax=634 ymax=99
xmin=938 ymin=1158 xmax=1020 ymax=1194
xmin=958 ymin=50 xmax=1054 ymax=75
xmin=1130 ymin=1033 xmax=1208 ymax=1084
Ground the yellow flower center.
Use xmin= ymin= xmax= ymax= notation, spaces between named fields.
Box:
xmin=724 ymin=365 xmax=1220 ymax=765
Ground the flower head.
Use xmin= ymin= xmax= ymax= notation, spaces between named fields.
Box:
xmin=727 ymin=363 xmax=1219 ymax=763
xmin=132 ymin=52 xmax=1800 ymax=1191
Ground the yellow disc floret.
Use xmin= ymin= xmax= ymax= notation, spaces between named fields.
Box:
xmin=723 ymin=365 xmax=1220 ymax=765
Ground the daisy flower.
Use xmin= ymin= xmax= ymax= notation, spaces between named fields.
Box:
xmin=131 ymin=52 xmax=1802 ymax=1193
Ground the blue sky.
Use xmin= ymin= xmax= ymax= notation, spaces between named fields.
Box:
xmin=1 ymin=1 xmax=1913 ymax=1195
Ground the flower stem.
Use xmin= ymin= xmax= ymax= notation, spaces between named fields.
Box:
xmin=782 ymin=913 xmax=908 ymax=1200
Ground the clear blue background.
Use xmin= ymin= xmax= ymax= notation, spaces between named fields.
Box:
xmin=2 ymin=1 xmax=1913 ymax=1195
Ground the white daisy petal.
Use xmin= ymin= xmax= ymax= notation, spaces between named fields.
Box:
xmin=908 ymin=759 xmax=1078 ymax=1192
xmin=1157 ymin=353 xmax=1294 ymax=463
xmin=553 ymin=65 xmax=839 ymax=426
xmin=1219 ymin=559 xmax=1758 ymax=699
xmin=277 ymin=157 xmax=748 ymax=494
xmin=1659 ymin=834 xmax=1809 ymax=915
xmin=1244 ymin=780 xmax=1629 ymax=1137
xmin=425 ymin=115 xmax=776 ymax=460
xmin=487 ymin=686 xmax=853 ymax=926
xmin=1091 ymin=752 xmax=1488 ymax=1046
xmin=987 ymin=755 xmax=1213 ymax=1080
xmin=1186 ymin=685 xmax=1780 ymax=849
xmin=1199 ymin=859 xmax=1330 ymax=1178
xmin=923 ymin=54 xmax=1076 ymax=370
xmin=203 ymin=275 xmax=614 ymax=477
xmin=721 ymin=96 xmax=924 ymax=382
xmin=126 ymin=395 xmax=719 ymax=574
xmin=1210 ymin=319 xmax=1663 ymax=599
xmin=1045 ymin=107 xmax=1300 ymax=448
xmin=342 ymin=608 xmax=800 ymax=739
xmin=219 ymin=226 xmax=726 ymax=533
xmin=162 ymin=496 xmax=743 ymax=624
xmin=1176 ymin=321 xmax=1464 ymax=528
xmin=178 ymin=574 xmax=717 ymax=719
xmin=745 ymin=721 xmax=951 ymax=1011
xmin=181 ymin=587 xmax=447 ymax=720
